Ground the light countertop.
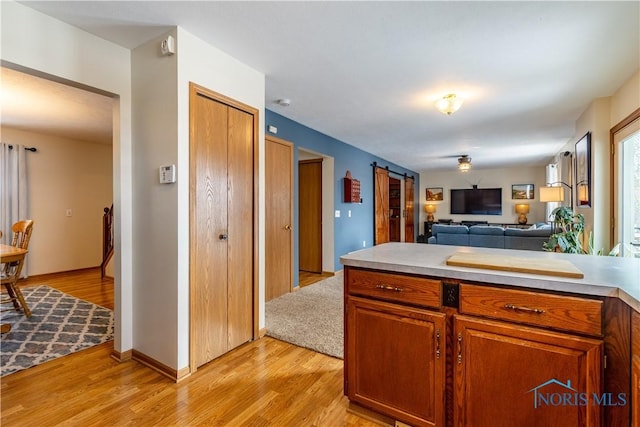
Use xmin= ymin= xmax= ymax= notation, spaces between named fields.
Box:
xmin=340 ymin=243 xmax=640 ymax=312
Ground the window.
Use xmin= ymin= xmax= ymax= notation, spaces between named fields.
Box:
xmin=612 ymin=111 xmax=640 ymax=257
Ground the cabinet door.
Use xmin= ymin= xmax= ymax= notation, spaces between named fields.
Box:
xmin=454 ymin=315 xmax=603 ymax=427
xmin=347 ymin=296 xmax=445 ymax=427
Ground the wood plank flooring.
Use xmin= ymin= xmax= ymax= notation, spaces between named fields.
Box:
xmin=2 ymin=269 xmax=378 ymax=426
xmin=299 ymin=271 xmax=334 ymax=288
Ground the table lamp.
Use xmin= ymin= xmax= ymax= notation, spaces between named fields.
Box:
xmin=515 ymin=204 xmax=530 ymax=225
xmin=425 ymin=204 xmax=436 ymax=222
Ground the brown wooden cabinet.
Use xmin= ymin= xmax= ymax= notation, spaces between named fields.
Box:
xmin=454 ymin=315 xmax=603 ymax=427
xmin=346 ymin=296 xmax=445 ymax=427
xmin=343 ymin=266 xmax=631 ymax=426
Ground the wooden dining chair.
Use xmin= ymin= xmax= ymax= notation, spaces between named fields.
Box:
xmin=1 ymin=219 xmax=34 ymax=317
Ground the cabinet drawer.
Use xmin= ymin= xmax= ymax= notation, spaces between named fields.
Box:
xmin=347 ymin=268 xmax=440 ymax=309
xmin=459 ymin=284 xmax=602 ymax=336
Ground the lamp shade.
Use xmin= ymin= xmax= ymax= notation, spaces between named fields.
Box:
xmin=425 ymin=204 xmax=436 ymax=222
xmin=539 ymin=186 xmax=564 ymax=202
xmin=515 ymin=204 xmax=530 ymax=214
xmin=578 ymin=183 xmax=589 ymax=203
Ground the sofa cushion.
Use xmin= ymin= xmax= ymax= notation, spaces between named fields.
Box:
xmin=469 ymin=225 xmax=505 ymax=248
xmin=469 ymin=234 xmax=504 ymax=249
xmin=432 ymin=224 xmax=469 ymax=235
xmin=469 ymin=225 xmax=505 ymax=235
xmin=504 ymin=227 xmax=552 ymax=251
xmin=504 ymin=228 xmax=552 ymax=237
xmin=431 ymin=224 xmax=470 ymax=246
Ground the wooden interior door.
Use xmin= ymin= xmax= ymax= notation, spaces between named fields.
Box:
xmin=190 ymin=84 xmax=256 ymax=369
xmin=298 ymin=159 xmax=323 ymax=273
xmin=226 ymin=106 xmax=254 ymax=350
xmin=389 ymin=177 xmax=401 ymax=242
xmin=191 ymin=90 xmax=229 ymax=367
xmin=265 ymin=136 xmax=293 ymax=301
xmin=404 ymin=177 xmax=415 ymax=242
xmin=374 ymin=167 xmax=389 ymax=244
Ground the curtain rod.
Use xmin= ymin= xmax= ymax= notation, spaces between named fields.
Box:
xmin=371 ymin=161 xmax=414 ymax=180
xmin=7 ymin=145 xmax=37 ymax=152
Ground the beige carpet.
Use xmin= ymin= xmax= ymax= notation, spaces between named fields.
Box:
xmin=265 ymin=273 xmax=343 ymax=359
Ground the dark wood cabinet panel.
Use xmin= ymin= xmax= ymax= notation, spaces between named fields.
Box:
xmin=347 ymin=296 xmax=445 ymax=427
xmin=454 ymin=315 xmax=603 ymax=427
xmin=344 ymin=266 xmax=631 ymax=427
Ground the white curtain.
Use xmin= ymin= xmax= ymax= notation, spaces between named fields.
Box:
xmin=1 ymin=143 xmax=29 ymax=245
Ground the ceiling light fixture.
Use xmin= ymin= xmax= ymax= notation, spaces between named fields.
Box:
xmin=457 ymin=155 xmax=472 ymax=172
xmin=276 ymin=98 xmax=291 ymax=107
xmin=435 ymin=93 xmax=464 ymax=115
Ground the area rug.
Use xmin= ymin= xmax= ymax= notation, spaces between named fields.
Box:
xmin=1 ymin=285 xmax=114 ymax=377
xmin=266 ymin=273 xmax=343 ymax=359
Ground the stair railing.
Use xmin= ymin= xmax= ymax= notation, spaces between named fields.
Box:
xmin=101 ymin=205 xmax=114 ymax=278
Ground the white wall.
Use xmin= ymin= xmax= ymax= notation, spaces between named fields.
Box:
xmin=418 ymin=166 xmax=547 ymax=230
xmin=131 ymin=30 xmax=180 ymax=368
xmin=177 ymin=27 xmax=265 ymax=371
xmin=555 ymin=69 xmax=639 ymax=252
xmin=611 ymin=71 xmax=640 ymax=126
xmin=1 ymin=127 xmax=112 ymax=275
xmin=573 ymin=98 xmax=611 ymax=251
xmin=131 ymin=27 xmax=265 ymax=371
xmin=1 ymin=0 xmax=133 ymax=354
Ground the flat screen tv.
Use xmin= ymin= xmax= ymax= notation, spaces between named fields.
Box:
xmin=450 ymin=188 xmax=502 ymax=215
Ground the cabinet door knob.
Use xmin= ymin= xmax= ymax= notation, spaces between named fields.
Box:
xmin=219 ymin=233 xmax=228 ymax=241
xmin=284 ymin=224 xmax=292 ymax=231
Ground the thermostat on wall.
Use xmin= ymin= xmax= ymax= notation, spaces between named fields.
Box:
xmin=159 ymin=165 xmax=176 ymax=184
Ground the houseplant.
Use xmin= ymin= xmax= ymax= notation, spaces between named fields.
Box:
xmin=543 ymin=206 xmax=586 ymax=254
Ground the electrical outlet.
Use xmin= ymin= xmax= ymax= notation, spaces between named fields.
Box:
xmin=362 ymin=240 xmax=366 ymax=247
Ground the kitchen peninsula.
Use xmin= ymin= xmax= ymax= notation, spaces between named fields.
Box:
xmin=341 ymin=243 xmax=639 ymax=427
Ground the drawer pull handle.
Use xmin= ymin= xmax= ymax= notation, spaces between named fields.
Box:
xmin=375 ymin=284 xmax=403 ymax=292
xmin=504 ymin=304 xmax=545 ymax=314
xmin=457 ymin=333 xmax=463 ymax=364
xmin=435 ymin=329 xmax=441 ymax=359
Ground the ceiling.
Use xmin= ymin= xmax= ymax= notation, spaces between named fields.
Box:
xmin=6 ymin=1 xmax=640 ymax=172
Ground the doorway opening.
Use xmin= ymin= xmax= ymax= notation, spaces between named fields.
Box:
xmin=298 ymin=148 xmax=334 ymax=287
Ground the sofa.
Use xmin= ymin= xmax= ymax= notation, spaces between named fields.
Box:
xmin=427 ymin=224 xmax=553 ymax=251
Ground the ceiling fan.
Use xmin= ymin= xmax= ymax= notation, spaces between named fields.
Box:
xmin=457 ymin=155 xmax=472 ymax=172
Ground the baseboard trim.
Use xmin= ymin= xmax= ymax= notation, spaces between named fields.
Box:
xmin=132 ymin=349 xmax=190 ymax=383
xmin=21 ymin=267 xmax=103 ymax=283
xmin=111 ymin=348 xmax=133 ymax=362
xmin=259 ymin=327 xmax=267 ymax=337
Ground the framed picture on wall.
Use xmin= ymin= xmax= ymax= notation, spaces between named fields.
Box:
xmin=574 ymin=132 xmax=591 ymax=208
xmin=426 ymin=187 xmax=443 ymax=201
xmin=512 ymin=184 xmax=534 ymax=200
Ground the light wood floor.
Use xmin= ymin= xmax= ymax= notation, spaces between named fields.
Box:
xmin=299 ymin=270 xmax=334 ymax=288
xmin=2 ymin=269 xmax=378 ymax=426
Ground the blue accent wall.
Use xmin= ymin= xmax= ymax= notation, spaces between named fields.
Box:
xmin=266 ymin=110 xmax=419 ymax=285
